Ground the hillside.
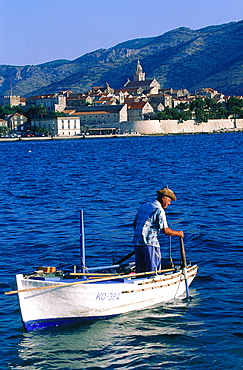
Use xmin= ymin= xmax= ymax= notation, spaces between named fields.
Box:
xmin=1 ymin=20 xmax=243 ymax=97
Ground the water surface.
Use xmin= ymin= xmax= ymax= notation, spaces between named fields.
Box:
xmin=0 ymin=133 xmax=242 ymax=369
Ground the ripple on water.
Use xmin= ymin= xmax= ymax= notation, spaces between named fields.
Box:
xmin=1 ymin=133 xmax=243 ymax=370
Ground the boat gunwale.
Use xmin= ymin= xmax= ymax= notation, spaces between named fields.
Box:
xmin=18 ymin=265 xmax=198 ymax=287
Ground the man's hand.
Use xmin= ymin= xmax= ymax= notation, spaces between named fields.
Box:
xmin=163 ymin=228 xmax=184 ymax=238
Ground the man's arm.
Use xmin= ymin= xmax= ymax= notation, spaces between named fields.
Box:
xmin=163 ymin=228 xmax=184 ymax=238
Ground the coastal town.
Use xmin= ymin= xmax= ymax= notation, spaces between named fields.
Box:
xmin=1 ymin=61 xmax=243 ymax=138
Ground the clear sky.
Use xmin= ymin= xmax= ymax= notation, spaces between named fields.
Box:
xmin=1 ymin=0 xmax=242 ymax=66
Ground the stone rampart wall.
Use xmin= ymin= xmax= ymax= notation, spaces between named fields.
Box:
xmin=121 ymin=119 xmax=243 ymax=134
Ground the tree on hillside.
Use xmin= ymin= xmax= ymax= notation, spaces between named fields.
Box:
xmin=49 ymin=111 xmax=65 ymax=118
xmin=176 ymin=102 xmax=190 ymax=111
xmin=36 ymin=104 xmax=48 ymax=118
xmin=0 ymin=104 xmax=15 ymax=118
xmin=157 ymin=107 xmax=180 ymax=120
xmin=194 ymin=108 xmax=209 ymax=123
xmin=178 ymin=110 xmax=192 ymax=122
xmin=226 ymin=97 xmax=243 ymax=118
xmin=24 ymin=104 xmax=39 ymax=120
xmin=0 ymin=126 xmax=9 ymax=136
xmin=175 ymin=102 xmax=192 ymax=122
xmin=189 ymin=97 xmax=206 ymax=111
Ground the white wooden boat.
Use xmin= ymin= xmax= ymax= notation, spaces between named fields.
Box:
xmin=5 ymin=211 xmax=198 ymax=331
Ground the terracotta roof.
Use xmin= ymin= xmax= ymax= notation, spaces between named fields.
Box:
xmin=72 ymin=109 xmax=121 ymax=115
xmin=63 ymin=110 xmax=76 ymax=114
xmin=114 ymin=88 xmax=139 ymax=93
xmin=6 ymin=112 xmax=27 ymax=118
xmin=127 ymin=101 xmax=148 ymax=109
xmin=67 ymin=94 xmax=89 ymax=99
xmin=124 ymin=98 xmax=137 ymax=102
xmin=203 ymin=88 xmax=217 ymax=92
xmin=98 ymin=97 xmax=114 ymax=101
xmin=173 ymin=98 xmax=188 ymax=102
xmin=125 ymin=80 xmax=154 ymax=88
xmin=104 ymin=101 xmax=117 ymax=105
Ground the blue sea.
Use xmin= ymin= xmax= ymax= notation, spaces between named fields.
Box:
xmin=0 ymin=133 xmax=242 ymax=370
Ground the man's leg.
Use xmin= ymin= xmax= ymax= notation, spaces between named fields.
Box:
xmin=134 ymin=246 xmax=147 ymax=272
xmin=143 ymin=246 xmax=161 ymax=272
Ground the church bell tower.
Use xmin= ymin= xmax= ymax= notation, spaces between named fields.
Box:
xmin=133 ymin=60 xmax=145 ymax=81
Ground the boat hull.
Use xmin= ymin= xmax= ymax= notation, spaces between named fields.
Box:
xmin=16 ymin=265 xmax=198 ymax=331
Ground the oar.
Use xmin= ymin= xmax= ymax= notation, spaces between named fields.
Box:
xmin=115 ymin=250 xmax=135 ymax=265
xmin=70 ymin=272 xmax=117 ymax=277
xmin=79 ymin=210 xmax=86 ymax=274
xmin=4 ymin=267 xmax=175 ymax=296
xmin=179 ymin=237 xmax=190 ymax=300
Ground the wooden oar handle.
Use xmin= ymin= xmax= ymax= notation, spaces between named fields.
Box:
xmin=115 ymin=250 xmax=135 ymax=265
xmin=180 ymin=237 xmax=187 ymax=268
xmin=179 ymin=237 xmax=190 ymax=299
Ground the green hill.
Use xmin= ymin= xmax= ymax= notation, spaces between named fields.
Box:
xmin=1 ymin=20 xmax=243 ymax=97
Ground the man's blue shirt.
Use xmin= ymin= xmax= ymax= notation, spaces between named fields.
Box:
xmin=132 ymin=200 xmax=168 ymax=247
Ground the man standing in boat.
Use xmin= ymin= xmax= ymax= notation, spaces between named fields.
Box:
xmin=133 ymin=187 xmax=184 ymax=273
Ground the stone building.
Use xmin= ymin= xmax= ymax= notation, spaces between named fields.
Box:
xmin=3 ymin=95 xmax=26 ymax=107
xmin=149 ymin=93 xmax=173 ymax=109
xmin=5 ymin=113 xmax=28 ymax=134
xmin=0 ymin=118 xmax=8 ymax=135
xmin=124 ymin=61 xmax=160 ymax=94
xmin=133 ymin=60 xmax=145 ymax=81
xmin=65 ymin=105 xmax=128 ymax=127
xmin=27 ymin=93 xmax=67 ymax=112
xmin=0 ymin=118 xmax=8 ymax=127
xmin=66 ymin=93 xmax=93 ymax=108
xmin=31 ymin=116 xmax=80 ymax=137
xmin=127 ymin=101 xmax=154 ymax=121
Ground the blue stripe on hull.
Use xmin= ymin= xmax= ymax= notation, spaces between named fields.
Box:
xmin=24 ymin=314 xmax=117 ymax=332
